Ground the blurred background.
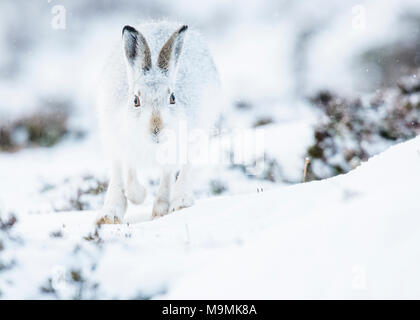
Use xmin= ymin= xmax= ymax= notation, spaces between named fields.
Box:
xmin=0 ymin=0 xmax=420 ymax=212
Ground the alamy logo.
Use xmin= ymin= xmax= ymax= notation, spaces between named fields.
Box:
xmin=352 ymin=265 xmax=367 ymax=290
xmin=154 ymin=121 xmax=266 ymax=175
xmin=352 ymin=5 xmax=366 ymax=31
xmin=48 ymin=0 xmax=66 ymax=30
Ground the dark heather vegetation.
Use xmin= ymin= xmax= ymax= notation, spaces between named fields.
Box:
xmin=306 ymin=73 xmax=420 ymax=180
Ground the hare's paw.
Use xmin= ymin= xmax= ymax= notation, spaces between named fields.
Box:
xmin=169 ymin=194 xmax=194 ymax=212
xmin=95 ymin=208 xmax=124 ymax=225
xmin=126 ymin=182 xmax=146 ymax=205
xmin=152 ymin=198 xmax=170 ymax=219
xmin=96 ymin=215 xmax=122 ymax=225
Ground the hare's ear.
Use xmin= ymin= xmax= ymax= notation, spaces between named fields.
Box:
xmin=157 ymin=25 xmax=188 ymax=74
xmin=122 ymin=25 xmax=152 ymax=72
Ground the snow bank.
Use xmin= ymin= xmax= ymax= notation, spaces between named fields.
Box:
xmin=2 ymin=136 xmax=420 ymax=299
xmin=164 ymin=135 xmax=420 ymax=299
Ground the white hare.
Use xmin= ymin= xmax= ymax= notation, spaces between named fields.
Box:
xmin=96 ymin=21 xmax=221 ymax=224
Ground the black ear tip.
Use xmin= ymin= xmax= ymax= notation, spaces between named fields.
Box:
xmin=122 ymin=25 xmax=137 ymax=36
xmin=179 ymin=25 xmax=188 ymax=33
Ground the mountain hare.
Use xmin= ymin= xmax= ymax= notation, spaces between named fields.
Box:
xmin=96 ymin=21 xmax=221 ymax=224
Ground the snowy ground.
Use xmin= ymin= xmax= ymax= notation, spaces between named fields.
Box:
xmin=1 ymin=0 xmax=420 ymax=300
xmin=1 ymin=135 xmax=419 ymax=299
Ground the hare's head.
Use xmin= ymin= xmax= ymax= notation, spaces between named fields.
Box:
xmin=122 ymin=25 xmax=188 ymax=142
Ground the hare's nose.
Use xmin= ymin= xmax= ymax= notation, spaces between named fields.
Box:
xmin=149 ymin=113 xmax=163 ymax=137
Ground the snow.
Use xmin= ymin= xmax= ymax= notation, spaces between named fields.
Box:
xmin=1 ymin=135 xmax=420 ymax=299
xmin=1 ymin=0 xmax=420 ymax=300
xmin=164 ymin=136 xmax=420 ymax=299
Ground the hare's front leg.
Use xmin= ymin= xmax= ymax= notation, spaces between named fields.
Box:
xmin=169 ymin=164 xmax=194 ymax=212
xmin=96 ymin=162 xmax=127 ymax=224
xmin=152 ymin=169 xmax=173 ymax=218
xmin=125 ymin=167 xmax=146 ymax=205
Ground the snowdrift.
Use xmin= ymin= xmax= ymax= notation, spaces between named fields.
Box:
xmin=2 ymin=136 xmax=420 ymax=299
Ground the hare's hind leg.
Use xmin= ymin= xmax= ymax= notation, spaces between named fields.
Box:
xmin=169 ymin=164 xmax=194 ymax=212
xmin=125 ymin=167 xmax=146 ymax=205
xmin=152 ymin=169 xmax=173 ymax=218
xmin=96 ymin=161 xmax=127 ymax=224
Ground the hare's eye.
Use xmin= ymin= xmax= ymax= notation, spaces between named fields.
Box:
xmin=134 ymin=95 xmax=140 ymax=107
xmin=170 ymin=92 xmax=175 ymax=104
